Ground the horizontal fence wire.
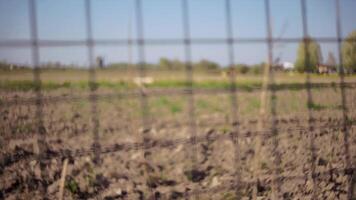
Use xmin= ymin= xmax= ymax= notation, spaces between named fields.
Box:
xmin=0 ymin=38 xmax=356 ymax=47
xmin=1 ymin=0 xmax=356 ymax=199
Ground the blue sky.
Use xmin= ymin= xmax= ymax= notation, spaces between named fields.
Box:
xmin=0 ymin=0 xmax=355 ymax=67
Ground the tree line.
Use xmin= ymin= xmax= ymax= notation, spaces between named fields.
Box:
xmin=295 ymin=30 xmax=356 ymax=73
xmin=1 ymin=31 xmax=355 ymax=74
xmin=105 ymin=59 xmax=266 ymax=74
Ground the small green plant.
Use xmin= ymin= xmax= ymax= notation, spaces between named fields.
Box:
xmin=222 ymin=192 xmax=236 ymax=200
xmin=74 ymin=100 xmax=87 ymax=109
xmin=218 ymin=123 xmax=231 ymax=133
xmin=66 ymin=177 xmax=79 ymax=194
xmin=184 ymin=171 xmax=193 ymax=182
xmin=307 ymin=102 xmax=326 ymax=111
xmin=14 ymin=123 xmax=33 ymax=133
xmin=170 ymin=103 xmax=182 ymax=114
xmin=155 ymin=96 xmax=182 ymax=114
xmin=84 ymin=174 xmax=95 ymax=187
xmin=244 ymin=97 xmax=260 ymax=114
xmin=346 ymin=118 xmax=356 ymax=125
xmin=196 ymin=99 xmax=209 ymax=109
xmin=261 ymin=162 xmax=269 ymax=170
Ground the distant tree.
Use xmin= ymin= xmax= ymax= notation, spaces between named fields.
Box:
xmin=171 ymin=59 xmax=185 ymax=70
xmin=159 ymin=58 xmax=172 ymax=70
xmin=295 ymin=37 xmax=322 ymax=72
xmin=235 ymin=64 xmax=249 ymax=74
xmin=158 ymin=58 xmax=186 ymax=70
xmin=194 ymin=59 xmax=220 ymax=71
xmin=251 ymin=63 xmax=265 ymax=74
xmin=342 ymin=30 xmax=356 ymax=73
xmin=0 ymin=61 xmax=9 ymax=70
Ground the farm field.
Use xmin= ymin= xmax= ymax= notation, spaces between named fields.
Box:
xmin=1 ymin=0 xmax=356 ymax=198
xmin=1 ymin=70 xmax=356 ymax=199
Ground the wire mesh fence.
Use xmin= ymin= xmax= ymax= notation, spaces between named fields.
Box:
xmin=1 ymin=0 xmax=356 ymax=199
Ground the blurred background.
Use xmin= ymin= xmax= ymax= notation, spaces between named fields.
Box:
xmin=1 ymin=0 xmax=356 ymax=199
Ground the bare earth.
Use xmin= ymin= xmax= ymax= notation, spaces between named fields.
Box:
xmin=1 ymin=79 xmax=356 ymax=199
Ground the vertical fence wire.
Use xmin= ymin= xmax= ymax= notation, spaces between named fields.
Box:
xmin=300 ymin=0 xmax=318 ymax=199
xmin=2 ymin=0 xmax=356 ymax=199
xmin=253 ymin=1 xmax=273 ymax=198
xmin=135 ymin=0 xmax=154 ymax=198
xmin=265 ymin=0 xmax=283 ymax=199
xmin=253 ymin=41 xmax=267 ymax=200
xmin=29 ymin=0 xmax=49 ymax=195
xmin=182 ymin=0 xmax=198 ymax=199
xmin=224 ymin=0 xmax=242 ymax=198
xmin=335 ymin=0 xmax=354 ymax=198
xmin=84 ymin=0 xmax=101 ymax=166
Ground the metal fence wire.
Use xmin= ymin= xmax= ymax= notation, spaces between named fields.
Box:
xmin=0 ymin=0 xmax=356 ymax=199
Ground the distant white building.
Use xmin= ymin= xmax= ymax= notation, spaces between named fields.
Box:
xmin=282 ymin=62 xmax=294 ymax=70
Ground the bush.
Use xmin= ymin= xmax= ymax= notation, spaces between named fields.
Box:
xmin=342 ymin=30 xmax=356 ymax=73
xmin=235 ymin=64 xmax=249 ymax=74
